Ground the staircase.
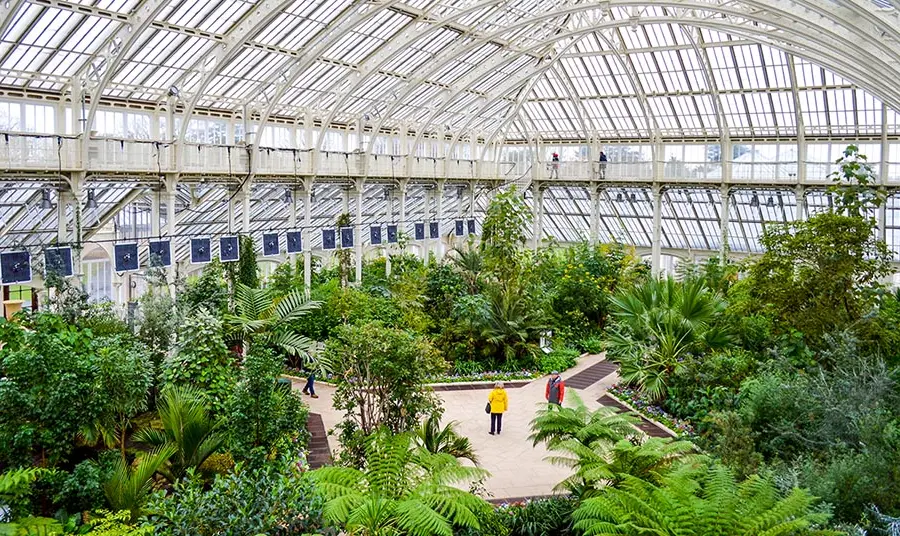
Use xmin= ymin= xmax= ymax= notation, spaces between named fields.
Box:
xmin=306 ymin=413 xmax=333 ymax=468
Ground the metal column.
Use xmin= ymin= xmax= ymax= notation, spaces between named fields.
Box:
xmin=354 ymin=186 xmax=363 ymax=284
xmin=532 ymin=184 xmax=543 ymax=250
xmin=435 ymin=180 xmax=444 ymax=260
xmin=719 ymin=185 xmax=730 ymax=259
xmin=651 ymin=185 xmax=662 ymax=277
xmin=589 ymin=186 xmax=600 ymax=245
xmin=302 ymin=189 xmax=312 ymax=296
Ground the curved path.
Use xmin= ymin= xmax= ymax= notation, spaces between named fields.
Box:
xmin=292 ymin=353 xmax=621 ymax=501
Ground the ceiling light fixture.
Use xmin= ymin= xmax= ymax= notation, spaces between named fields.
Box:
xmin=40 ymin=189 xmax=52 ymax=210
xmin=85 ymin=189 xmax=98 ymax=209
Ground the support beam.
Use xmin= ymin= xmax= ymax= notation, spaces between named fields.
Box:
xmin=651 ymin=185 xmax=662 ymax=277
xmin=589 ymin=185 xmax=600 ymax=245
xmin=435 ymin=180 xmax=445 ymax=260
xmin=795 ymin=185 xmax=806 ymax=221
xmin=532 ymin=183 xmax=543 ymax=250
xmin=719 ymin=185 xmax=730 ymax=259
xmin=301 ymin=188 xmax=312 ymax=297
xmin=354 ymin=184 xmax=363 ymax=284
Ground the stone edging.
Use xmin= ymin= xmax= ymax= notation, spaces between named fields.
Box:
xmin=603 ymin=392 xmax=680 ymax=437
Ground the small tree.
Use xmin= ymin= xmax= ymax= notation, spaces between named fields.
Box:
xmin=480 ymin=186 xmax=531 ymax=283
xmin=326 ymin=322 xmax=446 ymax=453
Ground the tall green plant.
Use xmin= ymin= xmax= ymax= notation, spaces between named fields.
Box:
xmin=308 ymin=429 xmax=490 ymax=536
xmin=480 ymin=186 xmax=531 ymax=282
xmin=163 ymin=310 xmax=235 ymax=415
xmin=224 ymin=283 xmax=323 ymax=367
xmin=133 ymin=386 xmax=224 ymax=483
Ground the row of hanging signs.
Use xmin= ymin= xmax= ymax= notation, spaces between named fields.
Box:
xmin=0 ymin=219 xmax=479 ymax=285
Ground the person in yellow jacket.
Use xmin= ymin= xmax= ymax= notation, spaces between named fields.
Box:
xmin=488 ymin=382 xmax=508 ymax=435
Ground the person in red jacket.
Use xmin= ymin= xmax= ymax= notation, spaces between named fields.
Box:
xmin=545 ymin=371 xmax=565 ymax=406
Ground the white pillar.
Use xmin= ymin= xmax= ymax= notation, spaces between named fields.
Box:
xmin=165 ymin=180 xmax=177 ymax=289
xmin=289 ymin=187 xmax=298 ymax=266
xmin=385 ymin=188 xmax=393 ymax=278
xmin=302 ymin=189 xmax=312 ymax=296
xmin=150 ymin=189 xmax=160 ymax=237
xmin=435 ymin=180 xmax=445 ymax=259
xmin=423 ymin=187 xmax=431 ymax=262
xmin=719 ymin=185 xmax=730 ymax=259
xmin=651 ymin=185 xmax=662 ymax=277
xmin=532 ymin=184 xmax=543 ymax=250
xmin=57 ymin=191 xmax=68 ymax=242
xmin=589 ymin=186 xmax=600 ymax=245
xmin=354 ymin=186 xmax=363 ymax=284
xmin=795 ymin=185 xmax=805 ymax=221
xmin=227 ymin=195 xmax=236 ymax=233
xmin=241 ymin=189 xmax=251 ymax=234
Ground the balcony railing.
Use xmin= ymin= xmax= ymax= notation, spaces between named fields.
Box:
xmin=0 ymin=133 xmax=895 ymax=187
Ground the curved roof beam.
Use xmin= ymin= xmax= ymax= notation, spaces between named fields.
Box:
xmin=678 ymin=24 xmax=729 ymax=139
xmin=248 ymin=0 xmax=406 ymax=164
xmin=550 ymin=62 xmax=597 ymax=139
xmin=461 ymin=24 xmax=662 ymax=157
xmin=173 ymin=0 xmax=324 ymax=144
xmin=306 ymin=1 xmax=900 ymax=150
xmin=311 ymin=1 xmax=582 ymax=141
xmin=81 ymin=0 xmax=174 ymax=136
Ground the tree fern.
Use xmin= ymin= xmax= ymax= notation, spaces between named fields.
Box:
xmin=529 ymin=391 xmax=639 ymax=448
xmin=573 ymin=465 xmax=837 ymax=536
xmin=415 ymin=413 xmax=478 ymax=465
xmin=307 ymin=429 xmax=490 ymax=536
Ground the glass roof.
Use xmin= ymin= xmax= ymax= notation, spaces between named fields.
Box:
xmin=0 ymin=0 xmax=897 ymax=140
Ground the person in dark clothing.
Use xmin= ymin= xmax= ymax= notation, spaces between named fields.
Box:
xmin=545 ymin=371 xmax=565 ymax=406
xmin=302 ymin=371 xmax=319 ymax=398
xmin=598 ymin=151 xmax=608 ymax=179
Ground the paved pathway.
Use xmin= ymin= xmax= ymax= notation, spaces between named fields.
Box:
xmin=292 ymin=353 xmax=623 ymax=500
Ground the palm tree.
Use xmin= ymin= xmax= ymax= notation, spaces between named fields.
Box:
xmin=104 ymin=445 xmax=176 ymax=522
xmin=606 ymin=277 xmax=730 ymax=400
xmin=225 ymin=284 xmax=325 ymax=369
xmin=307 ymin=429 xmax=490 ymax=536
xmin=573 ymin=465 xmax=833 ymax=536
xmin=479 ymin=282 xmax=545 ymax=363
xmin=529 ymin=391 xmax=639 ymax=449
xmin=415 ymin=413 xmax=479 ymax=465
xmin=447 ymin=242 xmax=484 ymax=293
xmin=133 ymin=386 xmax=224 ymax=483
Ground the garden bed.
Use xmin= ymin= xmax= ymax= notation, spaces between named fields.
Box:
xmin=606 ymin=384 xmax=695 ymax=437
xmin=282 ymin=369 xmax=543 ymax=389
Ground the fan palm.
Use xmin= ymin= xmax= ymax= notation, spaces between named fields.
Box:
xmin=415 ymin=412 xmax=479 ymax=465
xmin=133 ymin=386 xmax=224 ymax=483
xmin=573 ymin=465 xmax=836 ymax=536
xmin=104 ymin=445 xmax=176 ymax=522
xmin=307 ymin=429 xmax=490 ymax=536
xmin=447 ymin=243 xmax=484 ymax=293
xmin=529 ymin=391 xmax=639 ymax=449
xmin=607 ymin=277 xmax=730 ymax=400
xmin=479 ymin=282 xmax=545 ymax=362
xmin=225 ymin=284 xmax=326 ymax=370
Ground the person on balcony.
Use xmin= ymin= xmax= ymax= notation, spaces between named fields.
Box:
xmin=599 ymin=151 xmax=608 ymax=179
xmin=550 ymin=152 xmax=560 ymax=179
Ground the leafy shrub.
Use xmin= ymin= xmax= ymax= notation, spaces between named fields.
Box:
xmin=146 ymin=448 xmax=328 ymax=536
xmin=162 ymin=310 xmax=235 ymax=415
xmin=84 ymin=510 xmax=154 ymax=536
xmin=535 ymin=348 xmax=579 ymax=374
xmin=180 ymin=260 xmax=228 ymax=314
xmin=576 ymin=336 xmax=603 ymax=355
xmin=452 ymin=360 xmax=484 ymax=376
xmin=226 ymin=348 xmax=309 ymax=460
xmin=500 ymin=497 xmax=576 ymax=536
xmin=45 ymin=453 xmax=117 ymax=515
xmin=0 ymin=315 xmax=102 ymax=466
